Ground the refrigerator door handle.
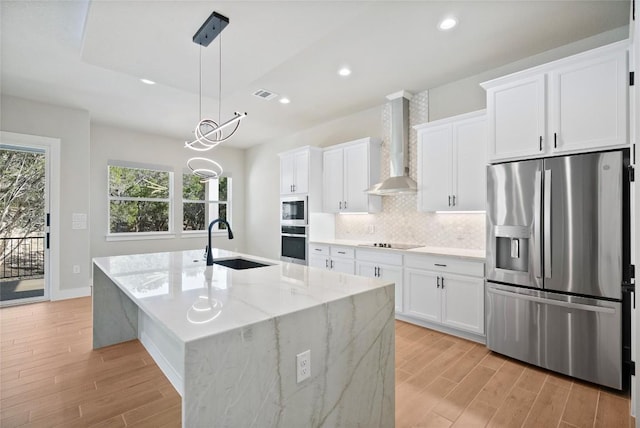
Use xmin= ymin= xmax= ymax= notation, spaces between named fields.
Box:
xmin=544 ymin=169 xmax=552 ymax=279
xmin=533 ymin=170 xmax=542 ymax=279
xmin=487 ymin=286 xmax=616 ymax=314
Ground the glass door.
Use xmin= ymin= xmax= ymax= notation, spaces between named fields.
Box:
xmin=0 ymin=144 xmax=50 ymax=304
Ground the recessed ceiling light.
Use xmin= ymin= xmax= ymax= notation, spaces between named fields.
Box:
xmin=140 ymin=78 xmax=156 ymax=85
xmin=338 ymin=67 xmax=351 ymax=77
xmin=438 ymin=17 xmax=457 ymax=31
xmin=279 ymin=97 xmax=290 ymax=104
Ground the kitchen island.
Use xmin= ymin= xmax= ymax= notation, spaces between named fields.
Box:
xmin=92 ymin=249 xmax=395 ymax=427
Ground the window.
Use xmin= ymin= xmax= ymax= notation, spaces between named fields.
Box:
xmin=108 ymin=164 xmax=172 ymax=234
xmin=182 ymin=174 xmax=230 ymax=232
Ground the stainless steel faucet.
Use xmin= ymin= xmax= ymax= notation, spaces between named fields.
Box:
xmin=206 ymin=219 xmax=234 ymax=266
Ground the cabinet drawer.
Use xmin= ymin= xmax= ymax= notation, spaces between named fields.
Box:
xmin=309 ymin=244 xmax=329 ymax=256
xmin=331 ymin=246 xmax=355 ymax=259
xmin=356 ymin=249 xmax=403 ymax=266
xmin=405 ymin=254 xmax=484 ymax=277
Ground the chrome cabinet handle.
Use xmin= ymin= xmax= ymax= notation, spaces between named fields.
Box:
xmin=448 ymin=195 xmax=451 ymax=206
xmin=344 ymin=201 xmax=347 ymax=209
xmin=434 ymin=263 xmax=447 ymax=267
xmin=436 ymin=276 xmax=440 ymax=288
xmin=553 ymin=132 xmax=557 ymax=149
xmin=339 ymin=201 xmax=342 ymax=210
xmin=315 ymin=248 xmax=322 ymax=251
xmin=325 ymin=259 xmax=328 ymax=268
xmin=539 ymin=136 xmax=543 ymax=151
xmin=338 ymin=251 xmax=346 ymax=254
xmin=452 ymin=195 xmax=456 ymax=206
xmin=330 ymin=260 xmax=334 ymax=269
xmin=441 ymin=277 xmax=445 ymax=289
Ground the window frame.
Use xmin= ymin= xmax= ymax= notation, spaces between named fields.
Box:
xmin=106 ymin=161 xmax=174 ymax=240
xmin=181 ymin=172 xmax=232 ymax=236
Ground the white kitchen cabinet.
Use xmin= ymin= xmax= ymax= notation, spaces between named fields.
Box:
xmin=416 ymin=110 xmax=486 ymax=212
xmin=482 ymin=41 xmax=628 ymax=163
xmin=279 ymin=146 xmax=322 ymax=196
xmin=308 ymin=243 xmax=355 ymax=274
xmin=404 ymin=269 xmax=441 ymax=323
xmin=322 ymin=137 xmax=381 ymax=213
xmin=403 ymin=254 xmax=485 ymax=335
xmin=356 ymin=248 xmax=404 ymax=313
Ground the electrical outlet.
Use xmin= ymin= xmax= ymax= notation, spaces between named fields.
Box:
xmin=296 ymin=350 xmax=311 ymax=383
xmin=73 ymin=265 xmax=80 ymax=274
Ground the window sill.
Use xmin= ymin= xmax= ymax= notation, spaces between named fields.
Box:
xmin=106 ymin=233 xmax=176 ymax=242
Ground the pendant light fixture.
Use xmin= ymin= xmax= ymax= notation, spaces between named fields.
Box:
xmin=185 ymin=11 xmax=247 ymax=180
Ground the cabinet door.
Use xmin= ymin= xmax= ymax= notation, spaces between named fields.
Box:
xmin=487 ymin=74 xmax=547 ymax=162
xmin=308 ymin=254 xmax=328 ymax=270
xmin=322 ymin=148 xmax=344 ymax=213
xmin=332 ymin=258 xmax=355 ymax=275
xmin=280 ymin=153 xmax=295 ymax=194
xmin=549 ymin=50 xmax=627 ymax=153
xmin=293 ymin=150 xmax=309 ymax=194
xmin=379 ymin=264 xmax=404 ymax=313
xmin=418 ymin=125 xmax=453 ymax=211
xmin=355 ymin=261 xmax=377 ymax=278
xmin=441 ymin=275 xmax=484 ymax=334
xmin=343 ymin=142 xmax=369 ymax=212
xmin=404 ymin=269 xmax=441 ymax=323
xmin=453 ymin=117 xmax=487 ymax=211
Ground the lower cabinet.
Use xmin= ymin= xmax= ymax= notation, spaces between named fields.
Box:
xmin=404 ymin=256 xmax=485 ymax=335
xmin=308 ymin=244 xmax=355 ymax=274
xmin=356 ymin=261 xmax=404 ymax=313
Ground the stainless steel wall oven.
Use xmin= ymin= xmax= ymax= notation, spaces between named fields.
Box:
xmin=281 ymin=225 xmax=307 ymax=265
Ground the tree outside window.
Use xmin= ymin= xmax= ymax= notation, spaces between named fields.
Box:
xmin=183 ymin=174 xmax=230 ymax=232
xmin=108 ymin=165 xmax=172 ymax=234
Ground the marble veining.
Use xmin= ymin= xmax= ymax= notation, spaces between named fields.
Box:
xmin=93 ymin=249 xmax=395 ymax=427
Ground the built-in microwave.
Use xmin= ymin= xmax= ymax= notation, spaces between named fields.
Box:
xmin=281 ymin=196 xmax=308 ymax=226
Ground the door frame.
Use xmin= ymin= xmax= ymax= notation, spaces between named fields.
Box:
xmin=0 ymin=131 xmax=60 ymax=305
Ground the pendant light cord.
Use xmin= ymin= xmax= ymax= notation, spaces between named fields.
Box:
xmin=218 ymin=32 xmax=222 ymax=125
xmin=199 ymin=46 xmax=202 ymax=120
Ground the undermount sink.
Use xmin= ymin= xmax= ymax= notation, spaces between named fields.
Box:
xmin=212 ymin=258 xmax=271 ymax=270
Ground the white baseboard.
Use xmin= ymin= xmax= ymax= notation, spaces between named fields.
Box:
xmin=395 ymin=314 xmax=487 ymax=345
xmin=139 ymin=330 xmax=184 ymax=397
xmin=51 ymin=286 xmax=91 ymax=301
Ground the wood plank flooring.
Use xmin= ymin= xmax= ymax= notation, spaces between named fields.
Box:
xmin=0 ymin=298 xmax=634 ymax=427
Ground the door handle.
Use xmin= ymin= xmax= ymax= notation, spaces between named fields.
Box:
xmin=539 ymin=136 xmax=543 ymax=151
xmin=441 ymin=277 xmax=445 ymax=289
xmin=436 ymin=276 xmax=441 ymax=288
xmin=339 ymin=201 xmax=342 ymax=210
xmin=326 ymin=259 xmax=328 ymax=268
xmin=448 ymin=195 xmax=451 ymax=207
xmin=553 ymin=132 xmax=557 ymax=149
xmin=344 ymin=201 xmax=347 ymax=209
xmin=293 ymin=184 xmax=296 ymax=192
xmin=487 ymin=287 xmax=616 ymax=314
xmin=544 ymin=169 xmax=552 ymax=279
xmin=452 ymin=195 xmax=456 ymax=206
xmin=533 ymin=170 xmax=542 ymax=279
xmin=434 ymin=263 xmax=447 ymax=267
xmin=330 ymin=260 xmax=334 ymax=269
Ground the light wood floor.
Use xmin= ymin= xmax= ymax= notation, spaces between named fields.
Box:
xmin=0 ymin=298 xmax=634 ymax=427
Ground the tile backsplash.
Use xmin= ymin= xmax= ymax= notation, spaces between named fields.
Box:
xmin=335 ymin=90 xmax=486 ymax=250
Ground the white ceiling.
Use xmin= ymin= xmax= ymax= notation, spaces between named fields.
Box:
xmin=1 ymin=1 xmax=630 ymax=148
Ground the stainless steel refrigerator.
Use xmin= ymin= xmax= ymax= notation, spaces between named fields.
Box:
xmin=486 ymin=150 xmax=631 ymax=390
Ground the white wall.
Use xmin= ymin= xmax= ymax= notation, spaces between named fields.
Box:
xmin=245 ymin=106 xmax=382 ymax=260
xmin=1 ymin=95 xmax=91 ymax=296
xmin=428 ymin=26 xmax=629 ymax=121
xmin=90 ymin=124 xmax=245 ymax=258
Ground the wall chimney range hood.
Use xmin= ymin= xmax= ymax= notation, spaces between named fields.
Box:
xmin=366 ymin=91 xmax=417 ymax=195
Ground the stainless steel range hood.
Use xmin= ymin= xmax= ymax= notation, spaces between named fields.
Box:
xmin=366 ymin=91 xmax=417 ymax=195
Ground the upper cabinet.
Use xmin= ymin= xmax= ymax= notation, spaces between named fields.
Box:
xmin=482 ymin=41 xmax=628 ymax=163
xmin=416 ymin=110 xmax=487 ymax=212
xmin=322 ymin=137 xmax=382 ymax=213
xmin=278 ymin=146 xmax=323 ymax=210
xmin=280 ymin=149 xmax=309 ymax=194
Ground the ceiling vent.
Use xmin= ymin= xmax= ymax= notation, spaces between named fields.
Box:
xmin=252 ymin=89 xmax=278 ymax=100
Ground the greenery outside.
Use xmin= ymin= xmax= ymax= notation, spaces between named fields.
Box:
xmin=182 ymin=174 xmax=229 ymax=231
xmin=108 ymin=165 xmax=171 ymax=233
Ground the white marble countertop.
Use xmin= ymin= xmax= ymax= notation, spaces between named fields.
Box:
xmin=308 ymin=239 xmax=486 ymax=261
xmin=93 ymin=249 xmax=392 ymax=344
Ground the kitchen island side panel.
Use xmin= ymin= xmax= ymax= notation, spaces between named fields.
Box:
xmin=184 ymin=283 xmax=395 ymax=428
xmin=92 ymin=264 xmax=138 ymax=349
